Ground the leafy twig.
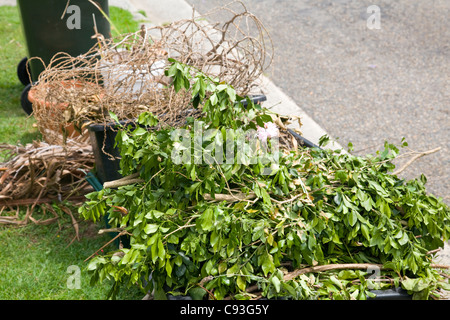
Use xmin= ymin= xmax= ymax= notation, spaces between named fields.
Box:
xmin=84 ymin=230 xmax=130 ymax=262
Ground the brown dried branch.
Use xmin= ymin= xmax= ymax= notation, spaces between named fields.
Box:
xmin=283 ymin=263 xmax=386 ymax=281
xmin=0 ymin=140 xmax=94 ymax=228
xmin=283 ymin=263 xmax=450 ymax=281
xmin=393 ymin=147 xmax=441 ymax=176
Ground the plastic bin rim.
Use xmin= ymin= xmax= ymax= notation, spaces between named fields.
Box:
xmin=88 ymin=119 xmax=135 ymax=132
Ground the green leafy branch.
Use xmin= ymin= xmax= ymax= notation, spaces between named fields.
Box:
xmin=79 ymin=60 xmax=450 ymax=300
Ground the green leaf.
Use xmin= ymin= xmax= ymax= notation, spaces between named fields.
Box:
xmin=87 ymin=257 xmax=104 ymax=271
xmin=237 ymin=276 xmax=246 ymax=291
xmin=308 ymin=234 xmax=316 ymax=250
xmin=380 ymin=201 xmax=391 ymax=218
xmin=369 ymin=181 xmax=389 ymax=197
xmin=210 ymin=231 xmax=220 ymax=250
xmin=133 ymin=212 xmax=144 ymax=227
xmin=189 ymin=287 xmax=207 ymax=300
xmin=133 ymin=127 xmax=147 ymax=136
xmin=165 ymin=260 xmax=173 ymax=277
xmin=261 ymin=253 xmax=275 ymax=276
xmin=318 ymin=135 xmax=330 ymax=147
xmin=348 ymin=210 xmax=358 ymax=227
xmin=205 ymin=259 xmax=214 ymax=274
xmin=271 ymin=275 xmax=281 ymax=293
xmin=144 ymin=224 xmax=159 ymax=234
xmin=158 ymin=238 xmax=165 ymax=259
xmin=216 ymin=84 xmax=228 ymax=91
xmin=260 ymin=188 xmax=271 ymax=205
xmin=188 ymin=181 xmax=201 ymax=195
xmin=329 ymin=276 xmax=343 ymax=289
xmin=198 ymin=208 xmax=214 ymax=231
xmin=151 ymin=242 xmax=158 ymax=264
xmin=361 ymin=197 xmax=372 ymax=211
xmin=227 ymin=263 xmax=239 ymax=277
xmin=255 ymin=115 xmax=265 ymax=127
xmin=350 ymin=289 xmax=360 ymax=300
xmin=165 ymin=62 xmax=178 ymax=77
xmin=108 ymin=111 xmax=121 ymax=125
xmin=401 ymin=277 xmax=427 ymax=292
xmin=121 ymin=249 xmax=134 ymax=265
xmin=226 ymin=86 xmax=236 ymax=103
xmin=227 ymin=244 xmax=235 ymax=257
xmin=398 ymin=231 xmax=409 ymax=246
xmin=173 ymin=74 xmax=183 ymax=92
xmin=145 ymin=210 xmax=165 ymax=219
xmin=335 ymin=170 xmax=348 ymax=183
xmin=267 ymin=233 xmax=274 ymax=246
xmin=282 ymin=282 xmax=297 ymax=296
xmin=338 ymin=270 xmax=357 ymax=280
xmin=153 ymin=287 xmax=168 ymax=300
xmin=361 ymin=224 xmax=371 ymax=241
xmin=218 ymin=262 xmax=227 ymax=274
xmin=175 ymin=264 xmax=186 ymax=277
xmin=210 ymin=93 xmax=218 ymax=106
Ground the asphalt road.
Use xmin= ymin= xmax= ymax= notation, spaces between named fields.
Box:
xmin=185 ymin=0 xmax=450 ymax=202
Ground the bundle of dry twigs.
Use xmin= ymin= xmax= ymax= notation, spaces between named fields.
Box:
xmin=0 ymin=139 xmax=94 ymax=226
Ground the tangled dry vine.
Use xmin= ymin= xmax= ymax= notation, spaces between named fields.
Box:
xmin=30 ymin=1 xmax=273 ymax=144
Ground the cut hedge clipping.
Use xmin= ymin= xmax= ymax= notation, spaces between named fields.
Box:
xmin=80 ymin=60 xmax=450 ymax=300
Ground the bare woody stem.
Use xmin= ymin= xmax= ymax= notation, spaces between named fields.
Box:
xmin=283 ymin=263 xmax=450 ymax=281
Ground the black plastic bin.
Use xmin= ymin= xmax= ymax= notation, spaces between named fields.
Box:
xmin=87 ymin=95 xmax=268 ymax=184
xmin=368 ymin=287 xmax=412 ymax=300
xmin=17 ymin=0 xmax=111 ymax=114
xmin=88 ymin=120 xmax=130 ymax=185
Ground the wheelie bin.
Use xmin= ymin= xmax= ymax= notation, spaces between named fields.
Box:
xmin=16 ymin=0 xmax=111 ymax=114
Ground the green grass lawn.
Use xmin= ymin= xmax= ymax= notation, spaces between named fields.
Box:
xmin=0 ymin=5 xmax=39 ymax=147
xmin=0 ymin=206 xmax=142 ymax=300
xmin=109 ymin=5 xmax=143 ymax=36
xmin=0 ymin=5 xmax=144 ymax=300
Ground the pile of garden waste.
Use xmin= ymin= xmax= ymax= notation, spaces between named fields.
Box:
xmin=80 ymin=60 xmax=450 ymax=300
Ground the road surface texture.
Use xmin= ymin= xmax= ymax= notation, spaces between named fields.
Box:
xmin=185 ymin=0 xmax=449 ymax=203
